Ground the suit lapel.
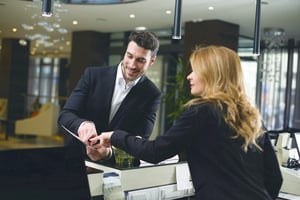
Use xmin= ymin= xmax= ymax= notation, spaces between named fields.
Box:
xmin=99 ymin=66 xmax=118 ymax=126
xmin=109 ymin=75 xmax=145 ymax=127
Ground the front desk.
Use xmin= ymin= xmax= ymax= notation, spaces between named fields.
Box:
xmin=85 ymin=160 xmax=195 ymax=200
xmin=86 ymin=160 xmax=300 ymax=200
xmin=275 ymin=132 xmax=300 ymax=199
xmin=278 ymin=166 xmax=300 ymax=199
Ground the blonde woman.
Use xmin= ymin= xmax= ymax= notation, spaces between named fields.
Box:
xmin=92 ymin=45 xmax=282 ymax=200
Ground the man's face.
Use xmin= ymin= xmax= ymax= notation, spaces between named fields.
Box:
xmin=122 ymin=41 xmax=156 ymax=83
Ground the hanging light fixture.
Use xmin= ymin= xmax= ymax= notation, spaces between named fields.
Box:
xmin=263 ymin=27 xmax=286 ymax=49
xmin=42 ymin=0 xmax=53 ymax=17
xmin=253 ymin=0 xmax=261 ymax=55
xmin=172 ymin=0 xmax=182 ymax=40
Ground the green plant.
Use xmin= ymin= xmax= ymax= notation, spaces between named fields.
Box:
xmin=163 ymin=58 xmax=192 ymax=124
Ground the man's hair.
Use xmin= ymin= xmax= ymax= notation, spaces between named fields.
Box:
xmin=128 ymin=31 xmax=160 ymax=57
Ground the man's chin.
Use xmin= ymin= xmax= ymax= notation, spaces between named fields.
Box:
xmin=126 ymin=73 xmax=139 ymax=80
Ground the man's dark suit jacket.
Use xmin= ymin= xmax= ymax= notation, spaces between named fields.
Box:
xmin=58 ymin=65 xmax=162 ymax=144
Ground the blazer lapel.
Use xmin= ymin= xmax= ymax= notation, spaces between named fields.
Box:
xmin=99 ymin=66 xmax=118 ymax=126
xmin=108 ymin=75 xmax=145 ymax=127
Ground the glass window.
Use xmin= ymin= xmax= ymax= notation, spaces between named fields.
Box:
xmin=290 ymin=50 xmax=299 ymax=129
xmin=241 ymin=60 xmax=257 ymax=106
xmin=27 ymin=57 xmax=60 ymax=114
xmin=259 ymin=49 xmax=288 ymax=130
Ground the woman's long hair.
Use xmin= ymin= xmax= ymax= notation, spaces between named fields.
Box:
xmin=186 ymin=45 xmax=265 ymax=152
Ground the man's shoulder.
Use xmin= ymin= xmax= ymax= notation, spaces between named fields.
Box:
xmin=84 ymin=65 xmax=118 ymax=77
xmin=86 ymin=65 xmax=117 ymax=72
xmin=139 ymin=76 xmax=161 ymax=93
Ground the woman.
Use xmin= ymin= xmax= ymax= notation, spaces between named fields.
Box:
xmin=91 ymin=45 xmax=282 ymax=200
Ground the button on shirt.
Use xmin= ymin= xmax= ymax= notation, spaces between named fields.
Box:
xmin=109 ymin=63 xmax=141 ymax=123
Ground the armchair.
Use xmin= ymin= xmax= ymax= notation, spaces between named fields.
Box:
xmin=14 ymin=103 xmax=60 ymax=136
xmin=0 ymin=98 xmax=8 ymax=121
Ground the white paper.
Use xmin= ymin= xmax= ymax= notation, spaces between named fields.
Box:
xmin=176 ymin=164 xmax=193 ymax=190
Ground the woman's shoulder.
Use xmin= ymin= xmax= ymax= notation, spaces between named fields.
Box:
xmin=184 ymin=101 xmax=224 ymax=119
xmin=187 ymin=101 xmax=219 ymax=111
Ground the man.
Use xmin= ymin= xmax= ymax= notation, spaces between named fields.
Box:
xmin=58 ymin=31 xmax=162 ymax=164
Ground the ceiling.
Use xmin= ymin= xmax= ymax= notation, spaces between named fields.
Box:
xmin=0 ymin=0 xmax=299 ymax=56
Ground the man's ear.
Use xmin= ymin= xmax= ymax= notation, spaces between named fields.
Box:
xmin=150 ymin=56 xmax=157 ymax=65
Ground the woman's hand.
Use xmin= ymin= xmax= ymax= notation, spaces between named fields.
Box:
xmin=87 ymin=131 xmax=114 ymax=161
xmin=99 ymin=131 xmax=114 ymax=148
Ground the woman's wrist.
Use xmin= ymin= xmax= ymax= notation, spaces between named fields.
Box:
xmin=102 ymin=147 xmax=113 ymax=160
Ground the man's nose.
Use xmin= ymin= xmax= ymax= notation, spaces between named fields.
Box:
xmin=127 ymin=59 xmax=137 ymax=68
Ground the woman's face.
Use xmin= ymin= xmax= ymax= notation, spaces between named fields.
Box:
xmin=187 ymin=70 xmax=205 ymax=96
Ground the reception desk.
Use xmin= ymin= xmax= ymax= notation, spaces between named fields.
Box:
xmin=85 ymin=160 xmax=195 ymax=199
xmin=86 ymin=160 xmax=300 ymax=200
xmin=279 ymin=166 xmax=300 ymax=197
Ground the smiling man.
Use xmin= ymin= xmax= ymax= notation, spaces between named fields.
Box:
xmin=58 ymin=31 xmax=162 ymax=165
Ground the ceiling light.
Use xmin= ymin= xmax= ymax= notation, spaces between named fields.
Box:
xmin=129 ymin=14 xmax=135 ymax=18
xmin=208 ymin=6 xmax=214 ymax=10
xmin=135 ymin=26 xmax=146 ymax=31
xmin=22 ymin=24 xmax=34 ymax=30
xmin=44 ymin=26 xmax=54 ymax=32
xmin=12 ymin=28 xmax=17 ymax=32
xmin=42 ymin=0 xmax=53 ymax=17
xmin=264 ymin=28 xmax=285 ymax=37
xmin=166 ymin=10 xmax=171 ymax=14
xmin=263 ymin=27 xmax=286 ymax=48
xmin=72 ymin=20 xmax=78 ymax=25
xmin=253 ymin=0 xmax=261 ymax=56
xmin=52 ymin=23 xmax=60 ymax=28
xmin=192 ymin=18 xmax=203 ymax=22
xmin=19 ymin=39 xmax=28 ymax=46
xmin=172 ymin=0 xmax=182 ymax=40
xmin=58 ymin=28 xmax=68 ymax=34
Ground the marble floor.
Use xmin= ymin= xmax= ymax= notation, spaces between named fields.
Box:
xmin=0 ymin=125 xmax=64 ymax=150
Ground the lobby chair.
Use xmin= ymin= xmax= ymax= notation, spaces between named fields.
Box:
xmin=15 ymin=103 xmax=60 ymax=137
xmin=0 ymin=98 xmax=8 ymax=135
xmin=0 ymin=98 xmax=8 ymax=122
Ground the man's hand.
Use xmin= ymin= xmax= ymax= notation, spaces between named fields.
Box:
xmin=78 ymin=121 xmax=97 ymax=144
xmin=87 ymin=131 xmax=114 ymax=161
xmin=86 ymin=145 xmax=111 ymax=161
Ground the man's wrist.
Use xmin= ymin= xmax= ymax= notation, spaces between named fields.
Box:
xmin=78 ymin=121 xmax=95 ymax=130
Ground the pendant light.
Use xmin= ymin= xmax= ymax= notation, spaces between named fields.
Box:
xmin=253 ymin=0 xmax=261 ymax=55
xmin=172 ymin=0 xmax=182 ymax=40
xmin=42 ymin=0 xmax=53 ymax=17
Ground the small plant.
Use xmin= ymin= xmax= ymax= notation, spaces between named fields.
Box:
xmin=163 ymin=57 xmax=192 ymax=124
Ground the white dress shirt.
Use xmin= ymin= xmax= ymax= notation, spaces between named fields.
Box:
xmin=109 ymin=62 xmax=141 ymax=123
